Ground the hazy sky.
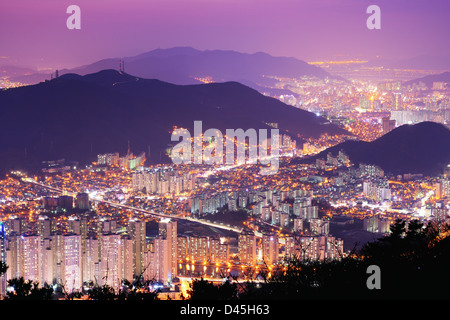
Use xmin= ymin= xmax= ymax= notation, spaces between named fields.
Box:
xmin=1 ymin=0 xmax=449 ymax=69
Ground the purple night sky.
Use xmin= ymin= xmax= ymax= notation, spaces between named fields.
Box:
xmin=1 ymin=0 xmax=450 ymax=70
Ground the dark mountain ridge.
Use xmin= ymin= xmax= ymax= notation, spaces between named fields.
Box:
xmin=295 ymin=121 xmax=450 ymax=176
xmin=0 ymin=69 xmax=348 ymax=173
xmin=404 ymin=71 xmax=450 ymax=89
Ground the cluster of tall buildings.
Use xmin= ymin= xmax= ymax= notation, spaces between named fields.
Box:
xmin=132 ymin=168 xmax=196 ymax=195
xmin=302 ymin=142 xmax=325 ymax=155
xmin=177 ymin=234 xmax=229 ymax=264
xmin=315 ymin=150 xmax=350 ymax=170
xmin=189 ymin=185 xmax=343 ymax=264
xmin=249 ymin=188 xmax=338 ymax=257
xmin=97 ymin=151 xmax=146 ymax=170
xmin=237 ymin=230 xmax=258 ymax=266
xmin=358 ymin=94 xmax=382 ymax=110
xmin=262 ymin=124 xmax=297 ymax=154
xmin=279 ymin=134 xmax=297 ymax=153
xmin=359 ymin=163 xmax=385 ymax=178
xmin=432 ymin=201 xmax=449 ymax=222
xmin=432 ymin=82 xmax=447 ymax=91
xmin=433 ymin=178 xmax=450 ymax=222
xmin=97 ymin=153 xmax=120 ymax=167
xmin=377 ymin=81 xmax=402 ymax=92
xmin=42 ymin=193 xmax=89 ymax=211
xmin=0 ymin=215 xmax=180 ymax=295
xmin=390 ymin=109 xmax=450 ymax=126
xmin=284 ymin=234 xmax=343 ymax=262
xmin=0 ymin=222 xmax=6 ymax=296
xmin=237 ymin=230 xmax=280 ymax=266
xmin=252 ymin=191 xmax=319 ymax=229
xmin=382 ymin=116 xmax=396 ymax=135
xmin=147 ymin=219 xmax=178 ymax=285
xmin=191 ymin=188 xmax=313 ymax=216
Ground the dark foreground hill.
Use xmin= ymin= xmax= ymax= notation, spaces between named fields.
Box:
xmin=295 ymin=121 xmax=450 ymax=176
xmin=0 ymin=70 xmax=347 ymax=173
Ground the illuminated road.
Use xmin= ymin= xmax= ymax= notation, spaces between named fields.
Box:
xmin=19 ymin=176 xmax=288 ymax=244
xmin=20 ymin=176 xmax=254 ymax=236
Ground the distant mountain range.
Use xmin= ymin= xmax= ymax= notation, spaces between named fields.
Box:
xmin=0 ymin=69 xmax=348 ymax=173
xmin=7 ymin=47 xmax=338 ymax=96
xmin=0 ymin=65 xmax=36 ymax=78
xmin=295 ymin=122 xmax=450 ymax=176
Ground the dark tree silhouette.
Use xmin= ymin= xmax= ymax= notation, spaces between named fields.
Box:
xmin=117 ymin=279 xmax=160 ymax=300
xmin=4 ymin=277 xmax=53 ymax=300
xmin=88 ymin=283 xmax=117 ymax=300
xmin=187 ymin=277 xmax=238 ymax=300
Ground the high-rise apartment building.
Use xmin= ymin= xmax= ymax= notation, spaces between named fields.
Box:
xmin=75 ymin=193 xmax=90 ymax=211
xmin=435 ymin=178 xmax=450 ymax=199
xmin=363 ymin=179 xmax=391 ymax=202
xmin=262 ymin=232 xmax=279 ymax=266
xmin=382 ymin=117 xmax=396 ymax=135
xmin=62 ymin=234 xmax=82 ymax=293
xmin=21 ymin=234 xmax=42 ymax=285
xmin=99 ymin=233 xmax=121 ymax=291
xmin=5 ymin=234 xmax=20 ymax=281
xmin=58 ymin=195 xmax=73 ymax=210
xmin=68 ymin=216 xmax=88 ymax=255
xmin=0 ymin=222 xmax=6 ymax=297
xmin=363 ymin=215 xmax=391 ymax=233
xmin=146 ymin=218 xmax=178 ymax=285
xmin=309 ymin=218 xmax=330 ymax=235
xmin=359 ymin=163 xmax=384 ymax=178
xmin=284 ymin=235 xmax=344 ymax=262
xmin=119 ymin=235 xmax=134 ymax=283
xmin=158 ymin=219 xmax=177 ymax=280
xmin=97 ymin=153 xmax=120 ymax=166
xmin=83 ymin=235 xmax=99 ymax=286
xmin=3 ymin=218 xmax=137 ymax=293
xmin=132 ymin=169 xmax=195 ymax=196
xmin=41 ymin=238 xmax=53 ymax=286
xmin=127 ymin=218 xmax=146 ymax=276
xmin=188 ymin=235 xmax=209 ymax=263
xmin=51 ymin=232 xmax=64 ymax=284
xmin=177 ymin=235 xmax=189 ymax=262
xmin=147 ymin=237 xmax=169 ymax=284
xmin=238 ymin=230 xmax=257 ymax=266
xmin=209 ymin=237 xmax=228 ymax=264
xmin=6 ymin=216 xmax=27 ymax=236
xmin=293 ymin=218 xmax=303 ymax=233
xmin=37 ymin=215 xmax=54 ymax=240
